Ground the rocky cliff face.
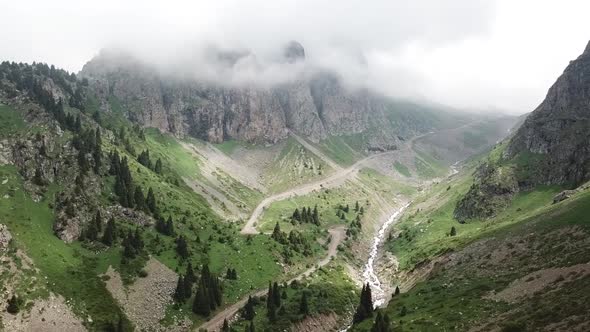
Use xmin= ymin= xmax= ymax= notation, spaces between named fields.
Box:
xmin=506 ymin=40 xmax=590 ymax=187
xmin=454 ymin=40 xmax=590 ymax=222
xmin=79 ymin=45 xmax=430 ymax=148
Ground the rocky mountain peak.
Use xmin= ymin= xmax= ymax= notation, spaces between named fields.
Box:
xmin=283 ymin=41 xmax=306 ymax=63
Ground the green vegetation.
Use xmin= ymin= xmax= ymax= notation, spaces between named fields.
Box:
xmin=229 ymin=263 xmax=358 ymax=332
xmin=0 ymin=165 xmax=132 ymax=330
xmin=393 ymin=161 xmax=411 ymax=177
xmin=357 ymin=187 xmax=590 ymax=331
xmin=213 ymin=139 xmax=241 ymax=155
xmin=0 ymin=104 xmax=25 ymax=135
xmin=412 ymin=149 xmax=448 ymax=179
xmin=263 ymin=137 xmax=332 ymax=192
xmin=317 ymin=134 xmax=367 ymax=166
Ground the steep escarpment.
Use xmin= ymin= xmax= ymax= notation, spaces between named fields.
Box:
xmin=506 ymin=40 xmax=590 ymax=187
xmin=455 ymin=40 xmax=590 ymax=222
xmin=79 ymin=45 xmax=458 ymax=150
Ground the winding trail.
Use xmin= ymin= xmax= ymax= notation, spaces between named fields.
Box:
xmin=197 ymin=226 xmax=346 ymax=332
xmin=200 ymin=131 xmax=438 ymax=331
xmin=240 ymin=152 xmax=391 ymax=234
xmin=241 ymin=132 xmax=430 ymax=235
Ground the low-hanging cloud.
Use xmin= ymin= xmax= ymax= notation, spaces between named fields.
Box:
xmin=1 ymin=0 xmax=590 ymax=113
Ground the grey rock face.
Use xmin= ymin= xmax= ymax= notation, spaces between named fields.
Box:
xmin=0 ymin=224 xmax=12 ymax=251
xmin=80 ymin=51 xmax=410 ymax=150
xmin=506 ymin=40 xmax=590 ymax=187
xmin=283 ymin=41 xmax=306 ymax=63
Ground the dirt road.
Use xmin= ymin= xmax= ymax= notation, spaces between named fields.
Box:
xmin=241 ymin=132 xmax=431 ymax=235
xmin=197 ymin=226 xmax=346 ymax=332
xmin=290 ymin=132 xmax=343 ymax=171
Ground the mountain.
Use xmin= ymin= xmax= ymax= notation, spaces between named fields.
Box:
xmin=79 ymin=45 xmax=478 ymax=151
xmin=0 ymin=44 xmax=517 ymax=332
xmin=506 ymin=40 xmax=590 ymax=186
xmin=454 ymin=41 xmax=590 ymax=222
xmin=354 ymin=40 xmax=590 ymax=332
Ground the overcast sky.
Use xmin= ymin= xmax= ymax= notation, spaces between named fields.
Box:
xmin=1 ymin=0 xmax=589 ymax=114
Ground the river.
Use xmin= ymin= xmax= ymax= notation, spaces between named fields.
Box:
xmin=362 ymin=202 xmax=410 ymax=307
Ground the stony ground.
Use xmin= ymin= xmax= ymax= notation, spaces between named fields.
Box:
xmin=104 ymin=257 xmax=191 ymax=332
xmin=1 ymin=294 xmax=87 ymax=332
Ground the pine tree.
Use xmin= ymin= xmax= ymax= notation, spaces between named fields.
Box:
xmin=94 ymin=210 xmax=103 ymax=233
xmin=450 ymin=226 xmax=457 ymax=236
xmin=354 ymin=283 xmax=374 ymax=323
xmin=185 ymin=262 xmax=196 ymax=285
xmin=74 ymin=115 xmax=82 ymax=132
xmin=85 ymin=220 xmax=99 ymax=241
xmin=6 ymin=294 xmax=19 ymax=314
xmin=173 ymin=275 xmax=186 ymax=303
xmin=146 ymin=187 xmax=157 ymax=214
xmin=312 ymin=205 xmax=319 ymax=225
xmin=246 ymin=321 xmax=255 ymax=332
xmin=192 ymin=281 xmax=211 ymax=316
xmin=394 ymin=286 xmax=400 ymax=296
xmin=175 ymin=235 xmax=190 ymax=259
xmin=355 ymin=201 xmax=360 ymax=212
xmin=267 ymin=300 xmax=277 ymax=322
xmin=299 ymin=292 xmax=309 ymax=316
xmin=102 ymin=217 xmax=116 ymax=246
xmin=370 ymin=311 xmax=391 ymax=332
xmin=272 ymin=282 xmax=281 ymax=308
xmin=266 ymin=281 xmax=273 ymax=309
xmin=222 ymin=319 xmax=230 ymax=332
xmin=183 ymin=274 xmax=193 ymax=299
xmin=154 ymin=158 xmax=163 ymax=174
xmin=292 ymin=208 xmax=300 ymax=222
xmin=243 ymin=296 xmax=255 ymax=320
xmin=134 ymin=186 xmax=146 ymax=212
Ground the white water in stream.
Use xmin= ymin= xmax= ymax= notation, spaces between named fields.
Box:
xmin=362 ymin=203 xmax=410 ymax=308
xmin=339 ymin=203 xmax=410 ymax=331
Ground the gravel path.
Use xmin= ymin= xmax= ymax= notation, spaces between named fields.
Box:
xmin=197 ymin=226 xmax=346 ymax=332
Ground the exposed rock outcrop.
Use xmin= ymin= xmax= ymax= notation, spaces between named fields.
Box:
xmin=506 ymin=40 xmax=590 ymax=187
xmin=454 ymin=162 xmax=518 ymax=222
xmin=79 ymin=45 xmax=441 ymax=149
xmin=0 ymin=224 xmax=12 ymax=250
xmin=455 ymin=40 xmax=590 ymax=221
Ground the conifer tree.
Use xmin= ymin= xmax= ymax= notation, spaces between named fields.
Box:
xmin=354 ymin=283 xmax=374 ymax=323
xmin=243 ymin=296 xmax=255 ymax=320
xmin=312 ymin=205 xmax=319 ymax=225
xmin=183 ymin=275 xmax=193 ymax=299
xmin=154 ymin=158 xmax=163 ymax=174
xmin=94 ymin=210 xmax=103 ymax=233
xmin=222 ymin=319 xmax=230 ymax=332
xmin=146 ymin=187 xmax=157 ymax=214
xmin=192 ymin=281 xmax=211 ymax=316
xmin=299 ymin=292 xmax=309 ymax=316
xmin=185 ymin=262 xmax=196 ymax=285
xmin=175 ymin=235 xmax=190 ymax=259
xmin=134 ymin=186 xmax=146 ymax=212
xmin=85 ymin=220 xmax=99 ymax=241
xmin=101 ymin=217 xmax=116 ymax=246
xmin=450 ymin=226 xmax=457 ymax=236
xmin=266 ymin=281 xmax=273 ymax=309
xmin=370 ymin=311 xmax=391 ymax=332
xmin=272 ymin=282 xmax=281 ymax=308
xmin=173 ymin=275 xmax=186 ymax=303
xmin=6 ymin=294 xmax=19 ymax=314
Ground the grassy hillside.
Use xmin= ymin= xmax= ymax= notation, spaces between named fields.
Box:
xmin=351 ymin=146 xmax=589 ymax=331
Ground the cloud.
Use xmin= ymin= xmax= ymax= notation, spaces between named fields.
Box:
xmin=1 ymin=0 xmax=589 ymax=113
